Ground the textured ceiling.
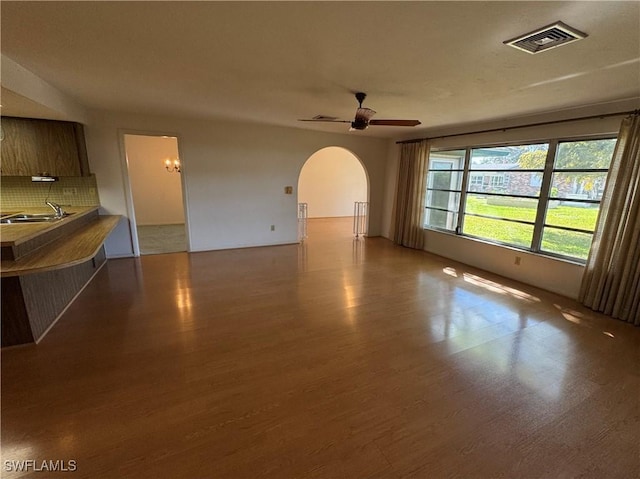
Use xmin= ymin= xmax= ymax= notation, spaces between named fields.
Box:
xmin=1 ymin=1 xmax=639 ymax=138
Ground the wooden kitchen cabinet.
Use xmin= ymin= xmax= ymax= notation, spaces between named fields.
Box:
xmin=0 ymin=116 xmax=91 ymax=176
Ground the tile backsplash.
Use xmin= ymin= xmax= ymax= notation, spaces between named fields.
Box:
xmin=0 ymin=175 xmax=100 ymax=209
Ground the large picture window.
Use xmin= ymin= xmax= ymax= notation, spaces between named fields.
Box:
xmin=424 ymin=137 xmax=616 ymax=261
xmin=463 ymin=144 xmax=548 ymax=248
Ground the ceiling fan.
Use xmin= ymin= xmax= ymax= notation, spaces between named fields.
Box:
xmin=299 ymin=92 xmax=421 ymax=131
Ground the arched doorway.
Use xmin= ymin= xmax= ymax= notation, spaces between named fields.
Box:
xmin=298 ymin=146 xmax=369 ymax=238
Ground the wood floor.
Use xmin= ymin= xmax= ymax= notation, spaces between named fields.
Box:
xmin=2 ymin=218 xmax=639 ymax=478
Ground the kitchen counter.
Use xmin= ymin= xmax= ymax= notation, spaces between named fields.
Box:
xmin=1 ymin=206 xmax=122 ymax=346
xmin=1 ymin=215 xmax=120 ymax=277
xmin=0 ymin=206 xmax=100 ymax=246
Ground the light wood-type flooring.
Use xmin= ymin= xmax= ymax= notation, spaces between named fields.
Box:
xmin=2 ymin=218 xmax=639 ymax=478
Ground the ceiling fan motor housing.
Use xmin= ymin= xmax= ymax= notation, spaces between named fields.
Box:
xmin=351 ymin=119 xmax=368 ymax=130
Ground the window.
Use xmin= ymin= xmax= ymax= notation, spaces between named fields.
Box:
xmin=540 ymin=138 xmax=616 ymax=259
xmin=463 ymin=144 xmax=548 ymax=249
xmin=469 ymin=174 xmax=483 ymax=186
xmin=424 ymin=150 xmax=465 ymax=231
xmin=490 ymin=175 xmax=505 ymax=187
xmin=425 ymin=137 xmax=616 ymax=261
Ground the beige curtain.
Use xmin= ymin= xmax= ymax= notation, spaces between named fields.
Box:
xmin=393 ymin=140 xmax=430 ymax=249
xmin=579 ymin=113 xmax=640 ymax=325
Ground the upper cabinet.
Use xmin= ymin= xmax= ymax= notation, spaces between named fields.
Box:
xmin=0 ymin=117 xmax=91 ymax=177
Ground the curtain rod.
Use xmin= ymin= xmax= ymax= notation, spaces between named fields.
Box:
xmin=396 ymin=109 xmax=639 ymax=144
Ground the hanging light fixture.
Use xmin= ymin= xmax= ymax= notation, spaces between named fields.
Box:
xmin=164 ymin=158 xmax=181 ymax=173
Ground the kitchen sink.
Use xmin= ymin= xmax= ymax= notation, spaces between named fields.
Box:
xmin=0 ymin=212 xmax=74 ymax=224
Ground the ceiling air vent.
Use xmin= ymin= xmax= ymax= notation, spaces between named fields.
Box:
xmin=504 ymin=21 xmax=587 ymax=54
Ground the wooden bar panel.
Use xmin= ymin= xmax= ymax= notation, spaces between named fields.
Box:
xmin=1 ymin=276 xmax=34 ymax=347
xmin=1 ymin=246 xmax=16 ymax=261
xmin=20 ymin=248 xmax=106 ymax=341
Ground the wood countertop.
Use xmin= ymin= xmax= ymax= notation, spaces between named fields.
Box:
xmin=0 ymin=206 xmax=100 ymax=247
xmin=1 ymin=214 xmax=121 ymax=277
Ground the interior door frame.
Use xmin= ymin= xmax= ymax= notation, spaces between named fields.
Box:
xmin=117 ymin=129 xmax=191 ymax=257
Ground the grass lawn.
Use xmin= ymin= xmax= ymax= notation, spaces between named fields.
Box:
xmin=463 ymin=196 xmax=598 ymax=259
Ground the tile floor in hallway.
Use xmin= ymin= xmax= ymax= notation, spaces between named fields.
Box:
xmin=136 ymin=223 xmax=187 ymax=255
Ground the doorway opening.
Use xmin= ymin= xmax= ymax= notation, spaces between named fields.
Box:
xmin=297 ymin=146 xmax=368 ymax=239
xmin=124 ymin=134 xmax=188 ymax=255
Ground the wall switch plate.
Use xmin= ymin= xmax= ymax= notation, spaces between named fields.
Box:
xmin=284 ymin=186 xmax=293 ymax=194
xmin=270 ymin=225 xmax=275 ymax=231
xmin=514 ymin=256 xmax=521 ymax=266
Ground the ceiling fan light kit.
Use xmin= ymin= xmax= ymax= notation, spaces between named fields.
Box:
xmin=299 ymin=92 xmax=421 ymax=131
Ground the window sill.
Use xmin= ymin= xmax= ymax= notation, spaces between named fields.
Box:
xmin=422 ymin=227 xmax=586 ymax=267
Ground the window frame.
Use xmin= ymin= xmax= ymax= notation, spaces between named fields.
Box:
xmin=537 ymin=138 xmax=616 ymax=259
xmin=424 ymin=151 xmax=466 ymax=233
xmin=424 ymin=135 xmax=616 ymax=263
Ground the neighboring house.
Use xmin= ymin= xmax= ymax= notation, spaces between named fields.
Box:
xmin=467 ymin=163 xmax=521 ymax=194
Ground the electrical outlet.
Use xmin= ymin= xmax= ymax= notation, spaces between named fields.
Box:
xmin=270 ymin=225 xmax=275 ymax=231
xmin=514 ymin=256 xmax=521 ymax=266
xmin=63 ymin=188 xmax=78 ymax=196
xmin=89 ymin=187 xmax=96 ymax=196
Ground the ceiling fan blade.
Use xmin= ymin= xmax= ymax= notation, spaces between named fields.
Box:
xmin=369 ymin=119 xmax=422 ymax=127
xmin=298 ymin=119 xmax=351 ymax=123
xmin=355 ymin=108 xmax=376 ymax=122
xmin=298 ymin=93 xmax=421 ymax=130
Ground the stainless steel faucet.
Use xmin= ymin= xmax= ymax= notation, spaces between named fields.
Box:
xmin=46 ymin=201 xmax=65 ymax=218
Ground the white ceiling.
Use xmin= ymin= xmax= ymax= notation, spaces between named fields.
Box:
xmin=1 ymin=1 xmax=639 ymax=138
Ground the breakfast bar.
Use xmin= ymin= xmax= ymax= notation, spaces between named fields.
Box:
xmin=1 ymin=206 xmax=120 ymax=347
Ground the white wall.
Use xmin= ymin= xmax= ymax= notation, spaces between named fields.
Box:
xmin=85 ymin=110 xmax=391 ymax=257
xmin=125 ymin=134 xmax=185 ymax=225
xmin=298 ymin=147 xmax=367 ymax=218
xmin=383 ymin=115 xmax=626 ymax=299
xmin=423 ymin=230 xmax=585 ymax=299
